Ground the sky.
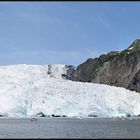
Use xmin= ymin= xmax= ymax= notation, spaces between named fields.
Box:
xmin=0 ymin=2 xmax=140 ymax=66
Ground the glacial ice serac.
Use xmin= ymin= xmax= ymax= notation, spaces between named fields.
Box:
xmin=0 ymin=64 xmax=140 ymax=117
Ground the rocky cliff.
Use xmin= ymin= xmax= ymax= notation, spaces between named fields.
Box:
xmin=68 ymin=39 xmax=140 ymax=92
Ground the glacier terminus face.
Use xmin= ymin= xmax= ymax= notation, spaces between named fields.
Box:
xmin=0 ymin=64 xmax=140 ymax=117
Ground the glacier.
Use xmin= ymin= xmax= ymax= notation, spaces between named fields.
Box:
xmin=0 ymin=64 xmax=140 ymax=117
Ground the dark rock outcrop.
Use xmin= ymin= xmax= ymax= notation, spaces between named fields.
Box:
xmin=69 ymin=39 xmax=140 ymax=93
xmin=35 ymin=112 xmax=45 ymax=117
xmin=62 ymin=65 xmax=75 ymax=80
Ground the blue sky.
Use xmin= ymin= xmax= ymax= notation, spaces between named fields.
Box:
xmin=0 ymin=2 xmax=140 ymax=66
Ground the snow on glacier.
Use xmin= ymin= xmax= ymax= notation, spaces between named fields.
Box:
xmin=0 ymin=64 xmax=140 ymax=117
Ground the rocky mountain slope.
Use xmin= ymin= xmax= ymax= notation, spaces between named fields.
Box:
xmin=68 ymin=39 xmax=140 ymax=92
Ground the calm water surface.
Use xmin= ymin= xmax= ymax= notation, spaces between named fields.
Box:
xmin=0 ymin=117 xmax=140 ymax=138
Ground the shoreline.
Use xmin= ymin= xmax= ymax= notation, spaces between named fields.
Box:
xmin=0 ymin=116 xmax=140 ymax=119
